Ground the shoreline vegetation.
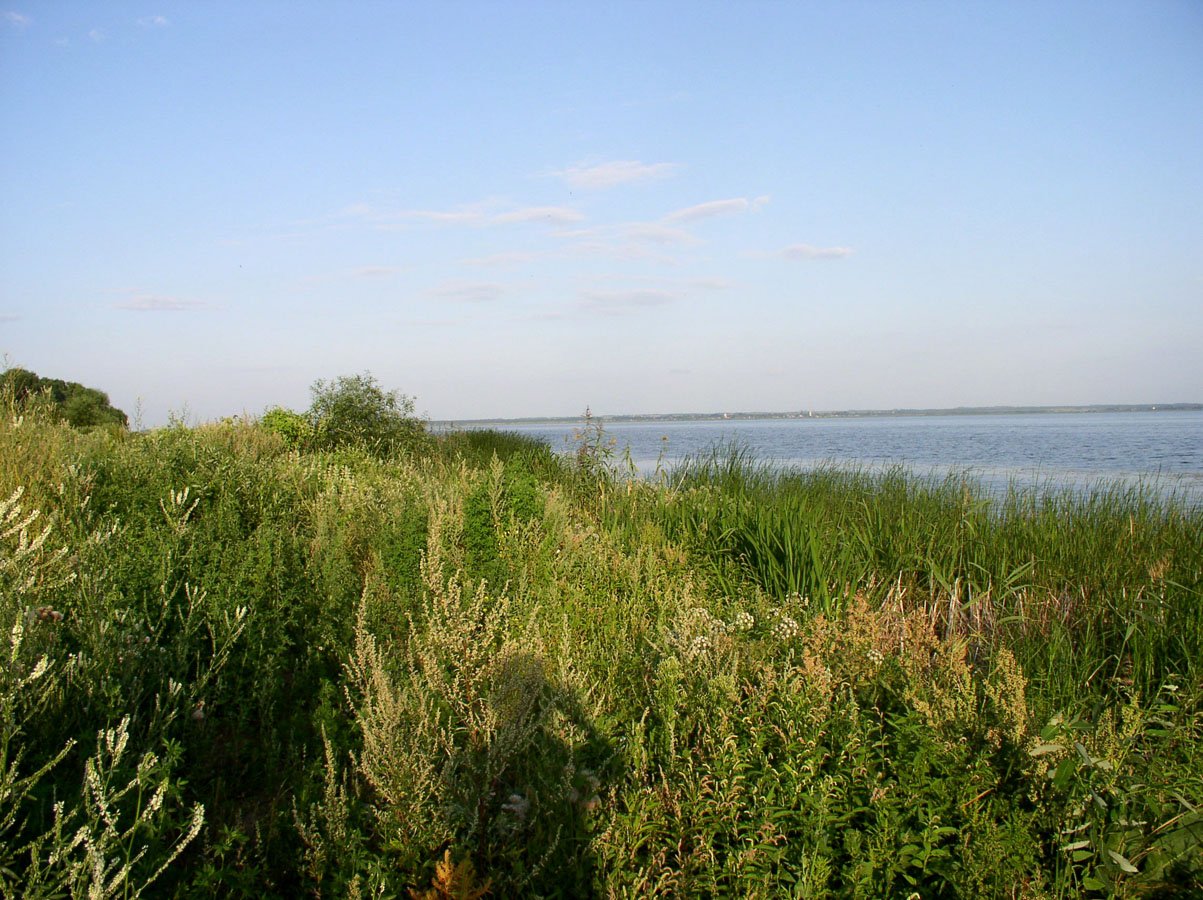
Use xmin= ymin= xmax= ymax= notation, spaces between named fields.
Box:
xmin=2 ymin=377 xmax=1200 ymax=897
xmin=434 ymin=402 xmax=1203 ymax=427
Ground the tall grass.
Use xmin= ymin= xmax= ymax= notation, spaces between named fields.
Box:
xmin=651 ymin=445 xmax=1203 ymax=705
xmin=0 ymin=410 xmax=1199 ymax=897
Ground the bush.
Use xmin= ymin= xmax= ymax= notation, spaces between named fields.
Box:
xmin=261 ymin=406 xmax=315 ymax=451
xmin=307 ymin=373 xmax=426 ymax=455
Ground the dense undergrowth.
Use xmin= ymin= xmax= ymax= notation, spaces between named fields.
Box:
xmin=1 ymin=407 xmax=1200 ymax=897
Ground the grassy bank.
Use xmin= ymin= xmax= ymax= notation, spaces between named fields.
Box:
xmin=1 ymin=409 xmax=1200 ymax=897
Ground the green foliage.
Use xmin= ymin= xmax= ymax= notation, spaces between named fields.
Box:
xmin=1 ymin=409 xmax=1199 ymax=897
xmin=434 ymin=427 xmax=564 ymax=477
xmin=307 ymin=372 xmax=427 ymax=455
xmin=260 ymin=406 xmax=315 ymax=451
xmin=0 ymin=366 xmax=128 ymax=429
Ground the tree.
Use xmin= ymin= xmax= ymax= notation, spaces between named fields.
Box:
xmin=306 ymin=372 xmax=425 ymax=454
xmin=0 ymin=367 xmax=128 ymax=429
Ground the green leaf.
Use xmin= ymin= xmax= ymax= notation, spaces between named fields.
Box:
xmin=1107 ymin=849 xmax=1139 ymax=874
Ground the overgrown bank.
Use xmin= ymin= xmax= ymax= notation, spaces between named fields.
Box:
xmin=1 ymin=407 xmax=1200 ymax=897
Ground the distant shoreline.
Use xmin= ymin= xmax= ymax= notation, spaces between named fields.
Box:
xmin=433 ymin=403 xmax=1203 ymax=428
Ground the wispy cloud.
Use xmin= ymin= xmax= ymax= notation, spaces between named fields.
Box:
xmin=402 ymin=209 xmax=485 ymax=226
xmin=581 ymin=289 xmax=679 ymax=313
xmin=136 ymin=15 xmax=168 ymax=27
xmin=297 ymin=266 xmax=403 ymax=286
xmin=88 ymin=28 xmax=105 ymax=42
xmin=425 ymin=280 xmax=507 ymax=303
xmin=663 ymin=195 xmax=769 ymax=224
xmin=114 ymin=294 xmax=216 ymax=311
xmin=0 ymin=313 xmax=20 ymax=321
xmin=459 ymin=251 xmax=539 ymax=269
xmin=684 ymin=276 xmax=735 ymax=291
xmin=491 ymin=205 xmax=583 ymax=225
xmin=621 ymin=222 xmax=701 ymax=245
xmin=552 ymin=160 xmax=678 ymax=190
xmin=560 ymin=239 xmax=680 ymax=266
xmin=586 ymin=273 xmax=735 ymax=292
xmin=377 ymin=203 xmax=582 ymax=229
xmin=5 ymin=11 xmax=30 ymax=27
xmin=780 ymin=243 xmax=853 ymax=261
xmin=553 ymin=222 xmax=699 ymax=262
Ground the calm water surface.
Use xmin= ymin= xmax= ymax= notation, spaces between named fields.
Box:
xmin=486 ymin=411 xmax=1203 ymax=502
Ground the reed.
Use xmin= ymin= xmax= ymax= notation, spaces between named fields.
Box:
xmin=0 ymin=413 xmax=1198 ymax=897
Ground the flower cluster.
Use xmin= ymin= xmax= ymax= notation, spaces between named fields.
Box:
xmin=730 ymin=611 xmax=755 ymax=632
xmin=683 ymin=606 xmax=724 ymax=632
xmin=771 ymin=615 xmax=800 ymax=641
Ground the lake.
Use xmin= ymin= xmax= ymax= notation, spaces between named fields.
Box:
xmin=480 ymin=410 xmax=1203 ymax=502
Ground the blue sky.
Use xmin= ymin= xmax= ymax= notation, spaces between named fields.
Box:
xmin=2 ymin=1 xmax=1200 ymax=424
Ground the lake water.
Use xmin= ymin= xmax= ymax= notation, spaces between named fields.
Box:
xmin=483 ymin=410 xmax=1203 ymax=503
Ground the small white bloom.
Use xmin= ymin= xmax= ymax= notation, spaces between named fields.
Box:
xmin=732 ymin=611 xmax=755 ymax=632
xmin=502 ymin=792 xmax=529 ymax=821
xmin=771 ymin=616 xmax=799 ymax=641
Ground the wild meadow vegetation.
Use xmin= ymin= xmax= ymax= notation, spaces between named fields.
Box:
xmin=1 ymin=375 xmax=1200 ymax=898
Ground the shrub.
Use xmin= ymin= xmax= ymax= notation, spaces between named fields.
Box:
xmin=307 ymin=373 xmax=426 ymax=455
xmin=261 ymin=406 xmax=315 ymax=451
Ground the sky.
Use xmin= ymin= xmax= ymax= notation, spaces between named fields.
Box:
xmin=1 ymin=1 xmax=1201 ymax=425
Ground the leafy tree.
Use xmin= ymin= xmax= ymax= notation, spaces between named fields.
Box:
xmin=306 ymin=372 xmax=426 ymax=454
xmin=0 ymin=366 xmax=128 ymax=428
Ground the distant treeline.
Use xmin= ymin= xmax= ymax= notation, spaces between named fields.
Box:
xmin=442 ymin=402 xmax=1203 ymax=426
xmin=0 ymin=366 xmax=128 ymax=428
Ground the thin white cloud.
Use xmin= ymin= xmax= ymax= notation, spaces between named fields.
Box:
xmin=391 ymin=204 xmax=582 ymax=228
xmin=297 ymin=266 xmax=403 ymax=286
xmin=425 ymin=280 xmax=506 ymax=303
xmin=552 ymin=223 xmax=697 ymax=262
xmin=561 ymin=240 xmax=680 ymax=266
xmin=621 ymin=222 xmax=702 ymax=245
xmin=5 ymin=11 xmax=30 ymax=27
xmin=114 ymin=295 xmax=216 ymax=311
xmin=581 ymin=289 xmax=679 ymax=313
xmin=459 ymin=251 xmax=539 ymax=268
xmin=586 ymin=273 xmax=735 ymax=292
xmin=781 ymin=243 xmax=854 ymax=260
xmin=663 ymin=196 xmax=768 ymax=224
xmin=405 ymin=209 xmax=485 ymax=225
xmin=685 ymin=276 xmax=735 ymax=291
xmin=293 ymin=199 xmax=583 ymax=233
xmin=88 ymin=28 xmax=105 ymax=42
xmin=552 ymin=160 xmax=678 ymax=190
xmin=136 ymin=15 xmax=168 ymax=26
xmin=331 ymin=202 xmax=373 ymax=218
xmin=0 ymin=313 xmax=20 ymax=321
xmin=492 ymin=205 xmax=583 ymax=225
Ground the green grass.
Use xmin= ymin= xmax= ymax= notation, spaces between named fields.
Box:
xmin=1 ymin=410 xmax=1199 ymax=898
